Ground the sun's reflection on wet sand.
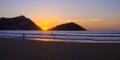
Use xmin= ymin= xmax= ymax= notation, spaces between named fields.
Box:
xmin=27 ymin=38 xmax=120 ymax=43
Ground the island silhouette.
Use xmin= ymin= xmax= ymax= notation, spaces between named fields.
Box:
xmin=49 ymin=22 xmax=86 ymax=31
xmin=0 ymin=16 xmax=87 ymax=31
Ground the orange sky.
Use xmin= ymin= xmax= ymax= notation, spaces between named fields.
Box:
xmin=0 ymin=0 xmax=120 ymax=30
xmin=31 ymin=17 xmax=120 ymax=30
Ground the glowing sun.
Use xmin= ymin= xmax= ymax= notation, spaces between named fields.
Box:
xmin=42 ymin=26 xmax=48 ymax=31
xmin=43 ymin=28 xmax=47 ymax=31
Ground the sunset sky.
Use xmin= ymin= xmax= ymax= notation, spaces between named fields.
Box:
xmin=0 ymin=0 xmax=120 ymax=30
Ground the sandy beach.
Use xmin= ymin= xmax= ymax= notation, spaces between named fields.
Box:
xmin=0 ymin=38 xmax=120 ymax=60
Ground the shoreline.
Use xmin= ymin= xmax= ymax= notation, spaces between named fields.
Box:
xmin=0 ymin=37 xmax=120 ymax=60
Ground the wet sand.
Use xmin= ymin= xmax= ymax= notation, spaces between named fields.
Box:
xmin=0 ymin=37 xmax=120 ymax=60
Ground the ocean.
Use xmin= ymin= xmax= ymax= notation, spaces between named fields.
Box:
xmin=0 ymin=30 xmax=120 ymax=41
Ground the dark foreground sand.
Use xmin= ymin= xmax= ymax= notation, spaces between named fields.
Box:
xmin=0 ymin=38 xmax=120 ymax=60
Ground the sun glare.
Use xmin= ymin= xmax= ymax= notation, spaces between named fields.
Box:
xmin=43 ymin=28 xmax=47 ymax=31
xmin=42 ymin=26 xmax=48 ymax=31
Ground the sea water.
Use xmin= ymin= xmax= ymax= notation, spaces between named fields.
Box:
xmin=0 ymin=30 xmax=120 ymax=41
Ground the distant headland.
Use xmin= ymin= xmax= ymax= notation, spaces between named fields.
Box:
xmin=0 ymin=16 xmax=87 ymax=31
xmin=0 ymin=15 xmax=41 ymax=30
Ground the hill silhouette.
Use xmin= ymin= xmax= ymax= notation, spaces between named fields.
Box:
xmin=0 ymin=15 xmax=41 ymax=30
xmin=0 ymin=16 xmax=87 ymax=31
xmin=49 ymin=22 xmax=87 ymax=31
